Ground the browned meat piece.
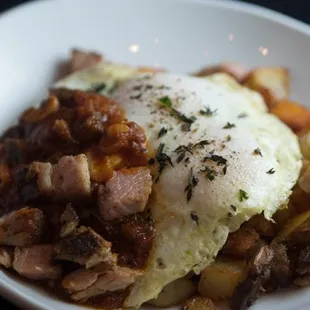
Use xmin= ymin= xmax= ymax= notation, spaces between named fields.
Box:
xmin=0 ymin=208 xmax=45 ymax=246
xmin=86 ymin=212 xmax=155 ymax=269
xmin=70 ymin=49 xmax=103 ymax=73
xmin=222 ymin=228 xmax=261 ymax=258
xmin=193 ymin=62 xmax=249 ymax=82
xmin=13 ymin=245 xmax=61 ymax=280
xmin=30 ymin=162 xmax=53 ymax=195
xmin=0 ymin=247 xmax=13 ymax=268
xmin=4 ymin=138 xmax=26 ymax=167
xmin=52 ymin=154 xmax=91 ymax=198
xmin=231 ymin=245 xmax=274 ymax=310
xmin=54 ymin=226 xmax=116 ymax=268
xmin=70 ymin=266 xmax=142 ymax=301
xmin=51 ymin=119 xmax=76 ymax=144
xmin=60 ymin=204 xmax=79 ymax=238
xmin=98 ymin=167 xmax=152 ymax=220
xmin=267 ymin=243 xmax=291 ymax=289
xmin=296 ymin=245 xmax=310 ymax=275
xmin=62 ymin=263 xmax=110 ymax=293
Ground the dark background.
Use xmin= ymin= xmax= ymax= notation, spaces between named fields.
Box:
xmin=0 ymin=0 xmax=309 ymax=309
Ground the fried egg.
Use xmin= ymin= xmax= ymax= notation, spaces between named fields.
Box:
xmin=56 ymin=65 xmax=302 ymax=309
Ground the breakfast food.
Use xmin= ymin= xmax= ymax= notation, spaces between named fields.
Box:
xmin=1 ymin=50 xmax=310 ymax=310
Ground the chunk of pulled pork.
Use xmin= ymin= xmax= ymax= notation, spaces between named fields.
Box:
xmin=98 ymin=167 xmax=152 ymax=220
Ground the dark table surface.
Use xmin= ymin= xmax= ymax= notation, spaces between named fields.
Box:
xmin=0 ymin=0 xmax=309 ymax=309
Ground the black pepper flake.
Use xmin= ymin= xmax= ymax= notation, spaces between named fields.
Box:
xmin=181 ymin=123 xmax=191 ymax=132
xmin=231 ymin=205 xmax=237 ymax=212
xmin=190 ymin=211 xmax=199 ymax=225
xmin=158 ymin=127 xmax=168 ymax=138
xmin=132 ymin=85 xmax=143 ymax=91
xmin=199 ymin=105 xmax=218 ymax=117
xmin=176 ymin=152 xmax=186 ymax=163
xmin=266 ymin=168 xmax=275 ymax=174
xmin=185 ymin=157 xmax=190 ymax=163
xmin=237 ymin=112 xmax=248 ymax=118
xmin=238 ymin=189 xmax=249 ymax=202
xmin=223 ymin=122 xmax=236 ymax=129
xmin=253 ymin=148 xmax=263 ymax=157
xmin=185 ymin=168 xmax=199 ymax=203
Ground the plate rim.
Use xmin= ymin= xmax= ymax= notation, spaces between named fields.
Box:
xmin=0 ymin=0 xmax=310 ymax=309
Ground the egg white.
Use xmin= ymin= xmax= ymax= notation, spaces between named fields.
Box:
xmin=56 ymin=64 xmax=302 ymax=309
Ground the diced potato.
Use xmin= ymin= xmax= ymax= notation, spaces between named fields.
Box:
xmin=243 ymin=67 xmax=289 ymax=109
xmin=244 ymin=214 xmax=276 ymax=238
xmin=299 ymin=131 xmax=310 ymax=160
xmin=148 ymin=277 xmax=196 ymax=307
xmin=222 ymin=228 xmax=260 ymax=258
xmin=275 ymin=210 xmax=310 ymax=242
xmin=193 ymin=62 xmax=248 ymax=82
xmin=183 ymin=296 xmax=216 ymax=310
xmin=270 ymin=99 xmax=310 ymax=133
xmin=198 ymin=259 xmax=248 ymax=300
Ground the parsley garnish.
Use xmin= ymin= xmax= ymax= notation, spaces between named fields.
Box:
xmin=253 ymin=148 xmax=263 ymax=157
xmin=223 ymin=122 xmax=236 ymax=129
xmin=158 ymin=127 xmax=168 ymax=138
xmin=194 ymin=140 xmax=210 ymax=148
xmin=266 ymin=168 xmax=275 ymax=174
xmin=185 ymin=168 xmax=199 ymax=202
xmin=199 ymin=105 xmax=217 ymax=117
xmin=190 ymin=211 xmax=199 ymax=225
xmin=159 ymin=96 xmax=172 ymax=108
xmin=159 ymin=96 xmax=196 ymax=126
xmin=226 ymin=135 xmax=232 ymax=142
xmin=238 ymin=189 xmax=249 ymax=202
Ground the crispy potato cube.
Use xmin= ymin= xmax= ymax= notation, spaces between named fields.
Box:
xmin=193 ymin=62 xmax=248 ymax=82
xmin=243 ymin=67 xmax=289 ymax=109
xmin=198 ymin=259 xmax=248 ymax=300
xmin=275 ymin=210 xmax=310 ymax=242
xmin=148 ymin=277 xmax=196 ymax=307
xmin=183 ymin=296 xmax=216 ymax=310
xmin=222 ymin=228 xmax=260 ymax=258
xmin=244 ymin=214 xmax=276 ymax=238
xmin=270 ymin=99 xmax=310 ymax=133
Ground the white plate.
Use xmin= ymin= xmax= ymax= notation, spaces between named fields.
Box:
xmin=0 ymin=0 xmax=310 ymax=309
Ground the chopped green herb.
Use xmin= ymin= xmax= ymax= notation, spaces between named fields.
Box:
xmin=185 ymin=168 xmax=199 ymax=202
xmin=130 ymin=93 xmax=142 ymax=100
xmin=194 ymin=140 xmax=210 ymax=148
xmin=181 ymin=123 xmax=191 ymax=132
xmin=190 ymin=211 xmax=199 ymax=225
xmin=200 ymin=105 xmax=218 ymax=117
xmin=91 ymin=82 xmax=107 ymax=93
xmin=205 ymin=154 xmax=227 ymax=166
xmin=253 ymin=148 xmax=263 ymax=157
xmin=238 ymin=189 xmax=249 ymax=202
xmin=176 ymin=152 xmax=186 ymax=163
xmin=158 ymin=127 xmax=168 ymax=138
xmin=201 ymin=166 xmax=216 ymax=181
xmin=266 ymin=168 xmax=276 ymax=174
xmin=223 ymin=122 xmax=236 ymax=129
xmin=226 ymin=135 xmax=232 ymax=142
xmin=231 ymin=205 xmax=237 ymax=212
xmin=159 ymin=96 xmax=196 ymax=126
xmin=154 ymin=143 xmax=174 ymax=183
xmin=159 ymin=96 xmax=172 ymax=108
